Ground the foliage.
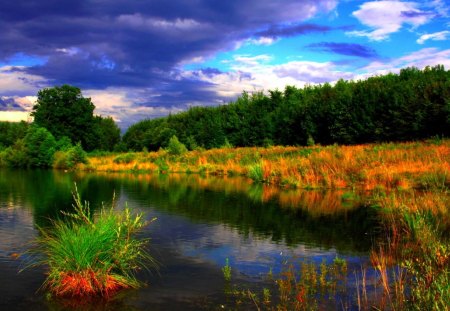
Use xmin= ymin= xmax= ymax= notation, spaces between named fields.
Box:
xmin=31 ymin=85 xmax=121 ymax=151
xmin=113 ymin=153 xmax=135 ymax=164
xmin=94 ymin=116 xmax=121 ymax=151
xmin=53 ymin=143 xmax=88 ymax=169
xmin=23 ymin=125 xmax=57 ymax=167
xmin=0 ymin=125 xmax=57 ymax=168
xmin=1 ymin=139 xmax=29 ymax=167
xmin=123 ymin=65 xmax=450 ymax=151
xmin=0 ymin=121 xmax=29 ymax=147
xmin=55 ymin=136 xmax=73 ymax=151
xmin=370 ymin=191 xmax=450 ymax=310
xmin=27 ymin=186 xmax=156 ymax=298
xmin=31 ymin=85 xmax=97 ymax=151
xmin=166 ymin=135 xmax=187 ymax=155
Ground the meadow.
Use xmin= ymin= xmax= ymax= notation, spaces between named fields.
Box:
xmin=82 ymin=138 xmax=450 ymax=191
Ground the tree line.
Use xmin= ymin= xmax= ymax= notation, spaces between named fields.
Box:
xmin=123 ymin=65 xmax=450 ymax=151
xmin=0 ymin=65 xmax=449 ymax=168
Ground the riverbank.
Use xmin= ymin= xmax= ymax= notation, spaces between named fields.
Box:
xmin=81 ymin=139 xmax=449 ymax=191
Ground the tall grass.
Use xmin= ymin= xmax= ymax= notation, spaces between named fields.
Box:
xmin=369 ymin=189 xmax=450 ymax=310
xmin=28 ymin=185 xmax=156 ymax=299
xmin=82 ymin=139 xmax=450 ymax=191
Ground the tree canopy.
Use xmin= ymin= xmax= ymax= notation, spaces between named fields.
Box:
xmin=123 ymin=65 xmax=450 ymax=151
xmin=31 ymin=85 xmax=120 ymax=151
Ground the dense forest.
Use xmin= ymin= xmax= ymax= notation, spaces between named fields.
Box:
xmin=123 ymin=65 xmax=450 ymax=151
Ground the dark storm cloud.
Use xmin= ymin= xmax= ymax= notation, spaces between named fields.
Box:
xmin=306 ymin=42 xmax=378 ymax=58
xmin=0 ymin=0 xmax=336 ymax=114
xmin=255 ymin=23 xmax=333 ymax=39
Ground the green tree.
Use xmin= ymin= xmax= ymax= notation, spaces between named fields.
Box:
xmin=23 ymin=125 xmax=57 ymax=167
xmin=0 ymin=121 xmax=29 ymax=147
xmin=95 ymin=116 xmax=121 ymax=151
xmin=31 ymin=85 xmax=97 ymax=151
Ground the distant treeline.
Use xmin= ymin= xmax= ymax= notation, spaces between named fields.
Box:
xmin=123 ymin=65 xmax=450 ymax=151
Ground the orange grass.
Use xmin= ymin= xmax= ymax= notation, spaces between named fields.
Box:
xmin=51 ymin=270 xmax=125 ymax=298
xmin=80 ymin=139 xmax=450 ymax=191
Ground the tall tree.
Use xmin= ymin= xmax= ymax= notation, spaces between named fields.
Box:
xmin=31 ymin=85 xmax=96 ymax=150
xmin=95 ymin=116 xmax=121 ymax=151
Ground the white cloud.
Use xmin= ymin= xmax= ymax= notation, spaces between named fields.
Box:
xmin=180 ymin=56 xmax=354 ymax=99
xmin=359 ymin=47 xmax=450 ymax=77
xmin=347 ymin=1 xmax=433 ymax=41
xmin=118 ymin=14 xmax=206 ymax=31
xmin=274 ymin=61 xmax=354 ymax=82
xmin=427 ymin=0 xmax=449 ymax=17
xmin=246 ymin=37 xmax=277 ymax=46
xmin=231 ymin=54 xmax=273 ymax=68
xmin=55 ymin=47 xmax=81 ymax=56
xmin=0 ymin=66 xmax=47 ymax=96
xmin=84 ymin=87 xmax=182 ymax=127
xmin=417 ymin=30 xmax=450 ymax=44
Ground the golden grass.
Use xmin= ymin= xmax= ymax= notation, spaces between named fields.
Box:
xmin=80 ymin=139 xmax=450 ymax=191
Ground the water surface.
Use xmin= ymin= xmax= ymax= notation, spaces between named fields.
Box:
xmin=0 ymin=169 xmax=378 ymax=310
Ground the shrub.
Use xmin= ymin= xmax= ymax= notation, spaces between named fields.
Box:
xmin=28 ymin=186 xmax=156 ymax=298
xmin=2 ymin=140 xmax=28 ymax=167
xmin=166 ymin=135 xmax=187 ymax=155
xmin=113 ymin=153 xmax=135 ymax=164
xmin=53 ymin=143 xmax=88 ymax=169
xmin=24 ymin=125 xmax=57 ymax=167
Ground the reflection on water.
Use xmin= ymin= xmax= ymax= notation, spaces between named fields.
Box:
xmin=0 ymin=169 xmax=379 ymax=310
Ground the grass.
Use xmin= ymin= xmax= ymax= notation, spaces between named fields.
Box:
xmin=219 ymin=188 xmax=450 ymax=310
xmin=27 ymin=185 xmax=156 ymax=299
xmin=80 ymin=139 xmax=450 ymax=191
xmin=222 ymin=258 xmax=350 ymax=310
xmin=370 ymin=189 xmax=450 ymax=310
xmin=69 ymin=140 xmax=450 ymax=308
xmin=222 ymin=258 xmax=232 ymax=282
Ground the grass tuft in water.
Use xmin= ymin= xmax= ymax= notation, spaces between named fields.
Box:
xmin=222 ymin=258 xmax=232 ymax=282
xmin=28 ymin=184 xmax=156 ymax=299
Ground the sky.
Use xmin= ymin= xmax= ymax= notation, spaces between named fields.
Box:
xmin=0 ymin=0 xmax=449 ymax=129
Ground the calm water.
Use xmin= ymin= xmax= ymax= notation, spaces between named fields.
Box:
xmin=0 ymin=169 xmax=379 ymax=310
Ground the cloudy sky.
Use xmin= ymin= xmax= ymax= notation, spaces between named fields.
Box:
xmin=0 ymin=0 xmax=449 ymax=128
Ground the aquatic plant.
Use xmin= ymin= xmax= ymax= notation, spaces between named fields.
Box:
xmin=28 ymin=185 xmax=156 ymax=299
xmin=222 ymin=258 xmax=232 ymax=282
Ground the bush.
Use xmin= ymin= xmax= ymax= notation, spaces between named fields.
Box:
xmin=166 ymin=135 xmax=187 ymax=155
xmin=28 ymin=186 xmax=156 ymax=298
xmin=53 ymin=143 xmax=88 ymax=169
xmin=113 ymin=153 xmax=135 ymax=164
xmin=2 ymin=140 xmax=28 ymax=167
xmin=24 ymin=125 xmax=57 ymax=167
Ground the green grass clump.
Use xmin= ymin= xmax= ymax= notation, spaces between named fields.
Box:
xmin=248 ymin=162 xmax=264 ymax=182
xmin=29 ymin=185 xmax=156 ymax=299
xmin=113 ymin=153 xmax=135 ymax=164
